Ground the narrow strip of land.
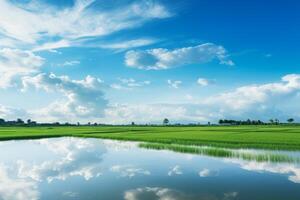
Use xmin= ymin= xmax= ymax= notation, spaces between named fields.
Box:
xmin=1 ymin=125 xmax=300 ymax=150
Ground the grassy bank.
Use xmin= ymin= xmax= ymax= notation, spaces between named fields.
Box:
xmin=1 ymin=125 xmax=300 ymax=150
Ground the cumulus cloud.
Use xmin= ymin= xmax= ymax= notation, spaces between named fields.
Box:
xmin=103 ymin=103 xmax=208 ymax=124
xmin=111 ymin=78 xmax=151 ymax=90
xmin=205 ymin=74 xmax=300 ymax=112
xmin=197 ymin=78 xmax=216 ymax=87
xmin=125 ymin=43 xmax=234 ymax=70
xmin=0 ymin=48 xmax=44 ymax=88
xmin=0 ymin=0 xmax=171 ymax=50
xmin=103 ymin=74 xmax=300 ymax=124
xmin=167 ymin=80 xmax=182 ymax=89
xmin=22 ymin=73 xmax=107 ymax=122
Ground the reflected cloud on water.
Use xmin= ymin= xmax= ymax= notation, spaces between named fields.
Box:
xmin=226 ymin=158 xmax=300 ymax=183
xmin=110 ymin=165 xmax=151 ymax=178
xmin=0 ymin=137 xmax=299 ymax=200
xmin=124 ymin=187 xmax=239 ymax=200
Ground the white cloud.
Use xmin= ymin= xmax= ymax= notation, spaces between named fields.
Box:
xmin=168 ymin=165 xmax=182 ymax=176
xmin=0 ymin=105 xmax=28 ymax=121
xmin=167 ymin=80 xmax=182 ymax=89
xmin=57 ymin=60 xmax=80 ymax=67
xmin=103 ymin=103 xmax=207 ymax=124
xmin=0 ymin=48 xmax=44 ymax=88
xmin=0 ymin=0 xmax=171 ymax=50
xmin=125 ymin=43 xmax=234 ymax=70
xmin=103 ymin=74 xmax=300 ymax=124
xmin=197 ymin=78 xmax=216 ymax=86
xmin=33 ymin=40 xmax=72 ymax=52
xmin=99 ymin=38 xmax=157 ymax=51
xmin=205 ymin=74 xmax=300 ymax=112
xmin=111 ymin=78 xmax=151 ymax=90
xmin=22 ymin=73 xmax=107 ymax=122
xmin=110 ymin=165 xmax=150 ymax=178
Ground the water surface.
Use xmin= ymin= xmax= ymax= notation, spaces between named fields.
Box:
xmin=0 ymin=137 xmax=300 ymax=200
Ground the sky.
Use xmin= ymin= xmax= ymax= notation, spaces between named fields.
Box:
xmin=0 ymin=0 xmax=300 ymax=124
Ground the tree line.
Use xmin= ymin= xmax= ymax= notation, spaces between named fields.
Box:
xmin=0 ymin=117 xmax=297 ymax=127
xmin=218 ymin=118 xmax=295 ymax=125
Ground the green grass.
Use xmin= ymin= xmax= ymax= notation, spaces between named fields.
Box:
xmin=1 ymin=125 xmax=300 ymax=150
xmin=139 ymin=143 xmax=300 ymax=163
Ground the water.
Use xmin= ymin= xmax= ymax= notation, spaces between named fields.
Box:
xmin=0 ymin=137 xmax=300 ymax=200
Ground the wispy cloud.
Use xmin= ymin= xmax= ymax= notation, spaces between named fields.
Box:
xmin=125 ymin=43 xmax=234 ymax=70
xmin=167 ymin=80 xmax=182 ymax=89
xmin=57 ymin=60 xmax=80 ymax=67
xmin=99 ymin=38 xmax=157 ymax=51
xmin=197 ymin=78 xmax=216 ymax=86
xmin=111 ymin=78 xmax=151 ymax=90
xmin=0 ymin=0 xmax=171 ymax=51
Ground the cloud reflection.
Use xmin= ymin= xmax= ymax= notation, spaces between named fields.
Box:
xmin=110 ymin=165 xmax=151 ymax=178
xmin=17 ymin=138 xmax=105 ymax=182
xmin=124 ymin=187 xmax=239 ymax=200
xmin=227 ymin=159 xmax=300 ymax=184
xmin=0 ymin=165 xmax=39 ymax=200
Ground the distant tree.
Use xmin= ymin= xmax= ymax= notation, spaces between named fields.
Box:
xmin=0 ymin=118 xmax=5 ymax=125
xmin=274 ymin=118 xmax=279 ymax=124
xmin=208 ymin=122 xmax=211 ymax=125
xmin=269 ymin=119 xmax=274 ymax=124
xmin=246 ymin=119 xmax=251 ymax=125
xmin=163 ymin=118 xmax=169 ymax=125
xmin=287 ymin=118 xmax=294 ymax=123
xmin=27 ymin=119 xmax=31 ymax=124
xmin=88 ymin=122 xmax=91 ymax=126
xmin=131 ymin=122 xmax=135 ymax=126
xmin=17 ymin=118 xmax=24 ymax=124
xmin=77 ymin=122 xmax=80 ymax=126
xmin=218 ymin=119 xmax=224 ymax=124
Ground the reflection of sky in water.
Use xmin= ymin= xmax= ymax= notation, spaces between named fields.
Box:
xmin=0 ymin=137 xmax=300 ymax=200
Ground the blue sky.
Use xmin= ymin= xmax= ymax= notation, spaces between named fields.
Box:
xmin=0 ymin=0 xmax=300 ymax=124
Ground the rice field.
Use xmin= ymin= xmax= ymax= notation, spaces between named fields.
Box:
xmin=139 ymin=142 xmax=300 ymax=163
xmin=1 ymin=125 xmax=300 ymax=150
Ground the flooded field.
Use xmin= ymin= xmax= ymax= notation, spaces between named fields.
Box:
xmin=0 ymin=137 xmax=300 ymax=200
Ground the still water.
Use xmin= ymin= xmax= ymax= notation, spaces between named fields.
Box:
xmin=0 ymin=137 xmax=300 ymax=200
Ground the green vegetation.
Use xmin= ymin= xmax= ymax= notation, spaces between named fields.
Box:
xmin=1 ymin=125 xmax=300 ymax=150
xmin=139 ymin=143 xmax=300 ymax=163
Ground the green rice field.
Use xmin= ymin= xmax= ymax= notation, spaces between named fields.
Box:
xmin=1 ymin=125 xmax=300 ymax=150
